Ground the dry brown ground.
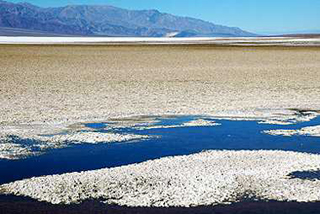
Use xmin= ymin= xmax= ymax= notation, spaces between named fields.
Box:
xmin=0 ymin=45 xmax=320 ymax=126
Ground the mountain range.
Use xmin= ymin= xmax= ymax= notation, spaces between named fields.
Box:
xmin=0 ymin=0 xmax=255 ymax=37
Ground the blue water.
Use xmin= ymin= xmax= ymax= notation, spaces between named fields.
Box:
xmin=0 ymin=115 xmax=320 ymax=184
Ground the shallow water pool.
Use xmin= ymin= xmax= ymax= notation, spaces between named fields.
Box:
xmin=0 ymin=115 xmax=320 ymax=184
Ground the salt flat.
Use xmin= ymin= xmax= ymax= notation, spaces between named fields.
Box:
xmin=0 ymin=44 xmax=319 ymax=156
xmin=0 ymin=40 xmax=320 ymax=207
xmin=0 ymin=44 xmax=319 ymax=129
xmin=0 ymin=43 xmax=319 ymax=154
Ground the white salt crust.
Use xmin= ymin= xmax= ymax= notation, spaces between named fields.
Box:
xmin=0 ymin=36 xmax=319 ymax=46
xmin=2 ymin=150 xmax=320 ymax=207
xmin=135 ymin=119 xmax=221 ymax=130
xmin=0 ymin=143 xmax=34 ymax=160
xmin=264 ymin=125 xmax=320 ymax=137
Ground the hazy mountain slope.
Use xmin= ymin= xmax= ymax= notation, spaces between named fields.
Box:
xmin=0 ymin=0 xmax=255 ymax=37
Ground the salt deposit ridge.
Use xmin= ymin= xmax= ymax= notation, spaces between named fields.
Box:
xmin=2 ymin=150 xmax=320 ymax=207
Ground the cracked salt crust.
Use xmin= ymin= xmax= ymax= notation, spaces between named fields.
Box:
xmin=264 ymin=125 xmax=320 ymax=137
xmin=2 ymin=150 xmax=320 ymax=207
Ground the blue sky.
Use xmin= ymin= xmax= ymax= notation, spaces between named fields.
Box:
xmin=6 ymin=0 xmax=320 ymax=34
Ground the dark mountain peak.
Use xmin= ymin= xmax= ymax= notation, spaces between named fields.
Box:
xmin=0 ymin=1 xmax=256 ymax=37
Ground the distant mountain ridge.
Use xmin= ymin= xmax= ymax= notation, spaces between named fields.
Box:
xmin=0 ymin=0 xmax=256 ymax=37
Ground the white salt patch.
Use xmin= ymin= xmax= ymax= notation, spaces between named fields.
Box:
xmin=0 ymin=143 xmax=34 ymax=160
xmin=2 ymin=150 xmax=320 ymax=207
xmin=0 ymin=132 xmax=150 ymax=160
xmin=40 ymin=132 xmax=150 ymax=144
xmin=183 ymin=119 xmax=221 ymax=127
xmin=264 ymin=125 xmax=320 ymax=137
xmin=258 ymin=120 xmax=294 ymax=125
xmin=219 ymin=109 xmax=319 ymax=125
xmin=136 ymin=119 xmax=220 ymax=130
xmin=0 ymin=36 xmax=214 ymax=44
xmin=0 ymin=36 xmax=319 ymax=46
xmin=294 ymin=112 xmax=319 ymax=123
